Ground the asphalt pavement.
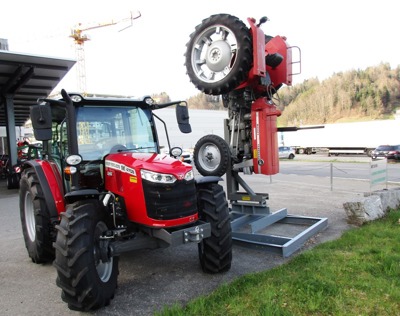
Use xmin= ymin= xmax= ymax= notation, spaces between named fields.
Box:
xmin=1 ymin=161 xmax=399 ymax=316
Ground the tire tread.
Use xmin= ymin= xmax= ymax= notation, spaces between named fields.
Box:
xmin=197 ymin=183 xmax=232 ymax=273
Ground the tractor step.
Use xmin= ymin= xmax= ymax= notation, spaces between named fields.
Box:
xmin=230 ymin=208 xmax=328 ymax=257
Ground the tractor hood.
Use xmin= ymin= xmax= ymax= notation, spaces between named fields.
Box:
xmin=105 ymin=152 xmax=192 ymax=177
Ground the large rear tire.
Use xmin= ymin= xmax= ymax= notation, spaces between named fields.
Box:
xmin=194 ymin=134 xmax=231 ymax=177
xmin=185 ymin=14 xmax=252 ymax=95
xmin=197 ymin=183 xmax=232 ymax=273
xmin=53 ymin=200 xmax=119 ymax=311
xmin=19 ymin=169 xmax=55 ymax=263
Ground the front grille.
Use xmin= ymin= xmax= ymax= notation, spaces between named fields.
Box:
xmin=142 ymin=179 xmax=197 ymax=220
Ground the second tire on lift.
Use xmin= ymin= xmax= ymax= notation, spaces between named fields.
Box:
xmin=193 ymin=134 xmax=230 ymax=177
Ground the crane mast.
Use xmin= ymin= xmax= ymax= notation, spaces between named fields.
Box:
xmin=70 ymin=11 xmax=141 ymax=94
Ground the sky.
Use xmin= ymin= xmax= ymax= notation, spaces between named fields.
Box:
xmin=1 ymin=0 xmax=399 ymax=100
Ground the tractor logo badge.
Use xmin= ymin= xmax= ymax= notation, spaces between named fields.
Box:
xmin=105 ymin=160 xmax=136 ymax=176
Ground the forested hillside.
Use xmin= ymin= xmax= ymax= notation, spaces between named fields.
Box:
xmin=278 ymin=62 xmax=400 ymax=126
xmin=170 ymin=63 xmax=400 ymax=126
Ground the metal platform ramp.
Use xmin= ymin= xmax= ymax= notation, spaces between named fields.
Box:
xmin=227 ymin=171 xmax=328 ymax=258
xmin=230 ymin=208 xmax=328 ymax=257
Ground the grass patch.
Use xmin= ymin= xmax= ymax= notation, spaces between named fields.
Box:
xmin=156 ymin=209 xmax=400 ymax=315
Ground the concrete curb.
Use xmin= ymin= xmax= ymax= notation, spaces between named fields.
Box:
xmin=343 ymin=188 xmax=400 ymax=225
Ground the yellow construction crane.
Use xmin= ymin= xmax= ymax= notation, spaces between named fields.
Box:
xmin=70 ymin=10 xmax=141 ymax=94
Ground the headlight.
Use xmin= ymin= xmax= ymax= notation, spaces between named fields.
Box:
xmin=140 ymin=169 xmax=177 ymax=184
xmin=144 ymin=97 xmax=154 ymax=106
xmin=66 ymin=154 xmax=82 ymax=165
xmin=184 ymin=170 xmax=194 ymax=181
xmin=71 ymin=95 xmax=82 ymax=102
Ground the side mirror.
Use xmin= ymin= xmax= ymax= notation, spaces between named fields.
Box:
xmin=176 ymin=103 xmax=192 ymax=133
xmin=30 ymin=103 xmax=52 ymax=141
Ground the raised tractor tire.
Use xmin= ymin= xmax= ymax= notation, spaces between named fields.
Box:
xmin=194 ymin=134 xmax=231 ymax=177
xmin=197 ymin=182 xmax=232 ymax=273
xmin=53 ymin=199 xmax=119 ymax=311
xmin=19 ymin=169 xmax=55 ymax=263
xmin=185 ymin=14 xmax=252 ymax=95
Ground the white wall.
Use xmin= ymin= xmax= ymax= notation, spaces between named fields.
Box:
xmin=279 ymin=120 xmax=400 ymax=149
xmin=0 ymin=126 xmax=33 ymax=154
xmin=0 ymin=126 xmax=33 ymax=138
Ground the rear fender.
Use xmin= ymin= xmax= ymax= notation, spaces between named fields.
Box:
xmin=247 ymin=17 xmax=267 ymax=78
xmin=265 ymin=35 xmax=292 ymax=87
xmin=24 ymin=160 xmax=65 ymax=217
xmin=244 ymin=18 xmax=292 ymax=89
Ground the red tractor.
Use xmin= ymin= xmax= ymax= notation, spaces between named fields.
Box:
xmin=19 ymin=90 xmax=232 ymax=311
xmin=184 ymin=14 xmax=300 ymax=176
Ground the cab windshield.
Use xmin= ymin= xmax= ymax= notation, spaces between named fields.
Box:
xmin=76 ymin=106 xmax=158 ymax=160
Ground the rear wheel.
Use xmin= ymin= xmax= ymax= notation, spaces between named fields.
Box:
xmin=19 ymin=169 xmax=55 ymax=263
xmin=197 ymin=183 xmax=232 ymax=273
xmin=194 ymin=134 xmax=230 ymax=177
xmin=185 ymin=14 xmax=252 ymax=95
xmin=53 ymin=200 xmax=119 ymax=311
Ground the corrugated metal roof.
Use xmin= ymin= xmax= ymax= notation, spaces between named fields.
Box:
xmin=0 ymin=50 xmax=75 ymax=126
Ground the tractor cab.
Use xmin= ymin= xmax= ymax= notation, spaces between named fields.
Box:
xmin=30 ymin=90 xmax=190 ymax=193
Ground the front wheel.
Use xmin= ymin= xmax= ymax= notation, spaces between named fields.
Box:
xmin=53 ymin=200 xmax=119 ymax=311
xmin=194 ymin=134 xmax=231 ymax=177
xmin=197 ymin=183 xmax=232 ymax=273
xmin=19 ymin=169 xmax=55 ymax=263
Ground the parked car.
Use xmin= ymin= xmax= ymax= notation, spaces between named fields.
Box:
xmin=279 ymin=146 xmax=295 ymax=159
xmin=371 ymin=145 xmax=400 ymax=160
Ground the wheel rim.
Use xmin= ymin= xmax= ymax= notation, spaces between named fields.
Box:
xmin=191 ymin=25 xmax=238 ymax=83
xmin=197 ymin=142 xmax=221 ymax=172
xmin=24 ymin=191 xmax=36 ymax=242
xmin=94 ymin=222 xmax=113 ymax=282
xmin=96 ymin=256 xmax=113 ymax=283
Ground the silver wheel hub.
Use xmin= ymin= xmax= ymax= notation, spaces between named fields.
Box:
xmin=206 ymin=40 xmax=232 ymax=72
xmin=198 ymin=143 xmax=221 ymax=172
xmin=24 ymin=191 xmax=36 ymax=242
xmin=94 ymin=222 xmax=113 ymax=282
xmin=191 ymin=25 xmax=238 ymax=83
